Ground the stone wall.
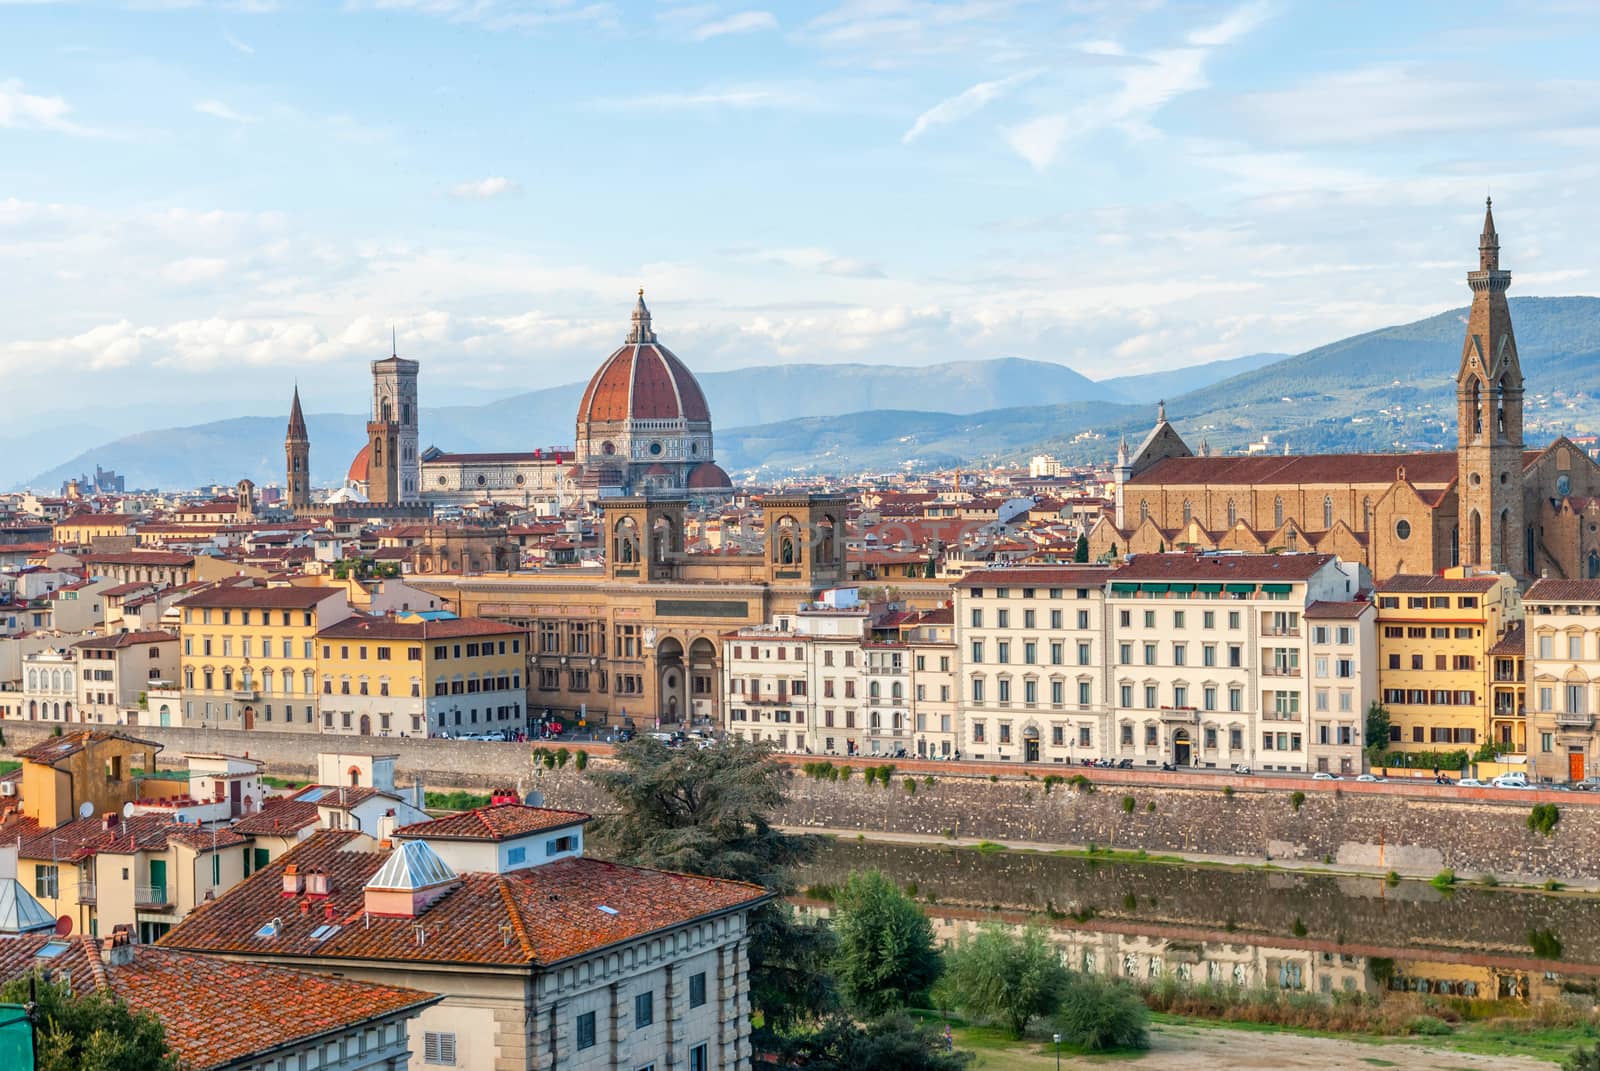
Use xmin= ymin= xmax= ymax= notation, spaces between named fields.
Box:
xmin=3 ymin=723 xmax=1595 ymax=883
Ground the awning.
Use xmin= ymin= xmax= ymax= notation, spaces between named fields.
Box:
xmin=1261 ymin=583 xmax=1293 ymax=594
xmin=1196 ymin=583 xmax=1224 ymax=593
xmin=1225 ymin=582 xmax=1256 ymax=593
xmin=1140 ymin=582 xmax=1170 ymax=593
xmin=1168 ymin=583 xmax=1196 ymax=592
xmin=1110 ymin=582 xmax=1139 ymax=594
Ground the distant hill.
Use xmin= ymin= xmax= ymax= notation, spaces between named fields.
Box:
xmin=29 ymin=297 xmax=1600 ymax=489
xmin=21 ymin=353 xmax=1266 ymax=491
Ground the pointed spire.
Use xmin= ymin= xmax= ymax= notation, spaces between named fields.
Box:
xmin=627 ymin=288 xmax=657 ymax=344
xmin=286 ymin=385 xmax=308 ymax=442
xmin=1116 ymin=433 xmax=1129 ymax=466
xmin=1156 ymin=399 xmax=1167 ymax=424
xmin=392 ymin=325 xmax=397 ymax=358
xmin=1479 ymin=196 xmax=1500 ymax=272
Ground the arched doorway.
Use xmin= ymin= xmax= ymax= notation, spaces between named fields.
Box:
xmin=1588 ymin=550 xmax=1600 ymax=579
xmin=688 ymin=638 xmax=718 ymax=728
xmin=1173 ymin=729 xmax=1192 ymax=767
xmin=1023 ymin=725 xmax=1041 ymax=763
xmin=242 ymin=705 xmax=254 ymax=731
xmin=359 ymin=714 xmax=371 ymax=736
xmin=655 ymin=637 xmax=685 ymax=727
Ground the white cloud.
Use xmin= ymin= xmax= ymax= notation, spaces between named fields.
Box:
xmin=223 ymin=30 xmax=255 ymax=54
xmin=734 ymin=246 xmax=886 ymax=279
xmin=0 ymin=78 xmax=101 ymax=136
xmin=691 ymin=10 xmax=776 ymax=40
xmin=1187 ymin=0 xmax=1270 ymax=46
xmin=449 ymin=176 xmax=521 ymax=199
xmin=902 ymin=69 xmax=1038 ymax=144
xmin=194 ymin=98 xmax=254 ymax=123
xmin=587 ymin=83 xmax=817 ymax=112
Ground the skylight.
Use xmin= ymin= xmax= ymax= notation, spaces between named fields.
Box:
xmin=254 ymin=919 xmax=281 ymax=939
xmin=309 ymin=924 xmax=341 ymax=942
xmin=34 ymin=939 xmax=70 ymax=959
xmin=597 ymin=905 xmax=619 ymax=916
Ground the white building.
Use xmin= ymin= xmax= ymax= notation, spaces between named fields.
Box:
xmin=1305 ymin=601 xmax=1377 ymax=775
xmin=723 ymin=604 xmax=868 ymax=755
xmin=1028 ymin=454 xmax=1063 ymax=479
xmin=1524 ymin=578 xmax=1600 ymax=782
xmin=74 ymin=630 xmax=180 ymax=726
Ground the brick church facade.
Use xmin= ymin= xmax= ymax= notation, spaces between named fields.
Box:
xmin=1088 ymin=202 xmax=1600 ymax=584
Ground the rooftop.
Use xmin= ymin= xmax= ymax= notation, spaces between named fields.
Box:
xmin=316 ymin=614 xmax=523 ymax=641
xmin=1525 ymin=578 xmax=1600 ymax=603
xmin=394 ymin=803 xmax=591 ymax=842
xmin=1113 ymin=552 xmax=1335 ymax=582
xmin=953 ymin=565 xmax=1120 ymax=589
xmin=16 ymin=729 xmax=158 ymax=766
xmin=1376 ymin=574 xmax=1503 ymax=594
xmin=176 ymin=585 xmax=344 ymax=609
xmin=1304 ymin=600 xmax=1372 ymax=620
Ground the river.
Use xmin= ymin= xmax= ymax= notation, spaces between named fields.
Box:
xmin=797 ymin=838 xmax=1600 ymax=1007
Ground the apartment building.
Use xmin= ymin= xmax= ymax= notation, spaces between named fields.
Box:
xmin=1523 ymin=579 xmax=1600 ymax=782
xmin=74 ymin=630 xmax=179 ymax=725
xmin=1374 ymin=572 xmax=1512 ymax=757
xmin=314 ymin=614 xmax=528 ymax=737
xmin=723 ymin=604 xmax=868 ymax=754
xmin=905 ymin=609 xmax=959 ymax=759
xmin=17 ymin=643 xmax=79 ymax=722
xmin=1305 ymin=601 xmax=1377 ymax=775
xmin=175 ymin=583 xmax=353 ymax=732
xmin=954 ymin=566 xmax=1117 ymax=763
xmin=1489 ymin=623 xmax=1527 ymax=755
xmin=862 ymin=642 xmax=912 ymax=756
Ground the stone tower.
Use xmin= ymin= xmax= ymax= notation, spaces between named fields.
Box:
xmin=1456 ymin=198 xmax=1525 ymax=574
xmin=367 ymin=343 xmax=420 ymax=504
xmin=285 ymin=386 xmax=311 ymax=511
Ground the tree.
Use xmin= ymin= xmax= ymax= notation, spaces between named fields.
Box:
xmin=1053 ymin=973 xmax=1149 ymax=1052
xmin=1073 ymin=533 xmax=1090 ymax=563
xmin=1565 ymin=1045 xmax=1600 ymax=1071
xmin=587 ymin=737 xmax=835 ymax=1032
xmin=775 ymin=1013 xmax=974 ymax=1071
xmin=831 ymin=870 xmax=942 ymax=1016
xmin=1363 ymin=701 xmax=1392 ymax=766
xmin=935 ymin=924 xmax=1070 ymax=1039
xmin=0 ymin=975 xmax=180 ymax=1071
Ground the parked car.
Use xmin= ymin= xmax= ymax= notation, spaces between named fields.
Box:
xmin=1456 ymin=777 xmax=1487 ymax=787
xmin=1231 ymin=764 xmax=1252 ymax=775
xmin=1311 ymin=772 xmax=1340 ymax=781
xmin=1355 ymin=774 xmax=1385 ymax=783
xmin=1491 ymin=775 xmax=1533 ymax=789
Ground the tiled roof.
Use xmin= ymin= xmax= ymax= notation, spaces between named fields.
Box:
xmin=162 ymin=830 xmax=770 ymax=968
xmin=81 ymin=551 xmax=195 ymax=566
xmin=1490 ymin=622 xmax=1525 ymax=656
xmin=73 ymin=629 xmax=177 ymax=650
xmin=231 ymin=798 xmax=320 ymax=835
xmin=17 ymin=814 xmax=246 ymax=861
xmin=394 ymin=804 xmax=591 ymax=842
xmin=1113 ymin=553 xmax=1334 ymax=582
xmin=0 ymin=935 xmax=438 ymax=1071
xmin=1304 ymin=600 xmax=1372 ymax=620
xmin=17 ymin=729 xmax=158 ymax=765
xmin=176 ymin=585 xmax=342 ymax=609
xmin=1525 ymin=578 xmax=1600 ymax=603
xmin=316 ymin=615 xmax=523 ymax=641
xmin=1375 ymin=574 xmax=1501 ymax=593
xmin=953 ymin=565 xmax=1120 ymax=589
xmin=1128 ymin=451 xmax=1462 ymax=487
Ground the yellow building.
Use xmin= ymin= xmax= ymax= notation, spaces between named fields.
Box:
xmin=1488 ymin=622 xmax=1527 ymax=755
xmin=314 ymin=613 xmax=529 ymax=737
xmin=16 ymin=729 xmax=159 ymax=829
xmin=52 ymin=512 xmax=137 ymax=546
xmin=1374 ymin=572 xmax=1512 ymax=758
xmin=175 ymin=583 xmax=353 ymax=732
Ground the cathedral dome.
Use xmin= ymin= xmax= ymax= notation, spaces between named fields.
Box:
xmin=576 ymin=292 xmax=711 ymax=426
xmin=347 ymin=443 xmax=371 ymax=484
xmin=687 ymin=462 xmax=733 ymax=490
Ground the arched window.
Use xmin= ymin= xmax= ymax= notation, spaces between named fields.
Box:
xmin=1226 ymin=499 xmax=1236 ymax=527
xmin=1139 ymin=499 xmax=1149 ymax=523
xmin=1273 ymin=496 xmax=1284 ymax=528
xmin=891 ymin=681 xmax=903 ymax=700
xmin=870 ymin=681 xmax=881 ymax=699
xmin=1182 ymin=499 xmax=1192 ymax=525
xmin=1322 ymin=496 xmax=1333 ymax=530
xmin=26 ymin=669 xmax=35 ymax=691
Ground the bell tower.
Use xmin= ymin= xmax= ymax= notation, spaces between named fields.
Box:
xmin=367 ymin=340 xmax=420 ymax=505
xmin=1456 ymin=198 xmax=1525 ymax=573
xmin=284 ymin=386 xmax=311 ymax=511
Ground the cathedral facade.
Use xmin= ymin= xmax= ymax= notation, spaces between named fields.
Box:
xmin=1088 ymin=202 xmax=1600 ymax=584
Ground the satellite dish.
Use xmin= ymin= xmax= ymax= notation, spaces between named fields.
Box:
xmin=523 ymin=790 xmax=544 ymax=808
xmin=78 ymin=801 xmax=94 ymax=819
xmin=55 ymin=915 xmax=72 ymax=936
xmin=121 ymin=802 xmax=135 ymax=819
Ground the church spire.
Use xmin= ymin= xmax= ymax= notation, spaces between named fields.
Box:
xmin=1479 ymin=197 xmax=1499 ymax=272
xmin=627 ymin=288 xmax=657 ymax=344
xmin=286 ymin=385 xmax=308 ymax=442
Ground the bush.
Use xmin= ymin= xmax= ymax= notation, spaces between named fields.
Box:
xmin=1545 ymin=878 xmax=1565 ymax=892
xmin=1406 ymin=1015 xmax=1453 ymax=1036
xmin=574 ymin=749 xmax=589 ymax=771
xmin=1530 ymin=928 xmax=1565 ymax=960
xmin=1222 ymin=785 xmax=1234 ymax=797
xmin=935 ymin=923 xmax=1071 ymax=1039
xmin=1121 ymin=795 xmax=1136 ymax=815
xmin=1054 ymin=973 xmax=1149 ymax=1052
xmin=989 ymin=774 xmax=999 ymax=783
xmin=1290 ymin=790 xmax=1306 ymax=812
xmin=1566 ymin=1044 xmax=1600 ymax=1071
xmin=1043 ymin=774 xmax=1064 ymax=795
xmin=1069 ymin=774 xmax=1095 ymax=793
xmin=840 ymin=765 xmax=854 ymax=781
xmin=1385 ymin=871 xmax=1401 ymax=887
xmin=904 ymin=777 xmax=917 ymax=795
xmin=1430 ymin=869 xmax=1456 ymax=890
xmin=1529 ymin=803 xmax=1561 ymax=836
xmin=1292 ymin=917 xmax=1308 ymax=937
xmin=1146 ymin=801 xmax=1156 ymax=812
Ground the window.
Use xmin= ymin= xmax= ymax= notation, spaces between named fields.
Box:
xmin=423 ymin=1031 xmax=457 ymax=1066
xmin=576 ymin=1011 xmax=597 ymax=1050
xmin=635 ymin=991 xmax=654 ymax=1028
xmin=689 ymin=971 xmax=707 ymax=1008
xmin=690 ymin=1043 xmax=709 ymax=1071
xmin=35 ymin=864 xmax=59 ymax=900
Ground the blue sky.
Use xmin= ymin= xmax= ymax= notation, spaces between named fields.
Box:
xmin=4 ymin=0 xmax=1600 ymax=435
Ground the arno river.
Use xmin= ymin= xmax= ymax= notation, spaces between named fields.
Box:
xmin=797 ymin=838 xmax=1600 ymax=1006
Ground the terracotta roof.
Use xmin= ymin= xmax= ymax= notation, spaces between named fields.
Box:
xmin=1110 ymin=552 xmax=1335 ymax=582
xmin=99 ymin=581 xmax=160 ymax=597
xmin=1490 ymin=622 xmax=1525 ymax=656
xmin=56 ymin=513 xmax=137 ymax=526
xmin=231 ymin=798 xmax=320 ymax=836
xmin=1304 ymin=600 xmax=1372 ymax=620
xmin=347 ymin=442 xmax=371 ymax=484
xmin=577 ymin=297 xmax=711 ymax=424
xmin=394 ymin=803 xmax=591 ymax=842
xmin=953 ymin=565 xmax=1119 ymax=589
xmin=316 ymin=614 xmax=523 ymax=640
xmin=162 ymin=830 xmax=771 ymax=968
xmin=1525 ymin=578 xmax=1600 ymax=603
xmin=286 ymin=385 xmax=308 ymax=441
xmin=687 ymin=462 xmax=733 ymax=490
xmin=0 ymin=935 xmax=438 ymax=1071
xmin=73 ymin=629 xmax=176 ymax=650
xmin=81 ymin=551 xmax=195 ymax=566
xmin=1128 ymin=452 xmax=1463 ymax=487
xmin=1375 ymin=574 xmax=1502 ymax=593
xmin=17 ymin=814 xmax=246 ymax=861
xmin=16 ymin=729 xmax=158 ymax=766
xmin=176 ymin=586 xmax=343 ymax=609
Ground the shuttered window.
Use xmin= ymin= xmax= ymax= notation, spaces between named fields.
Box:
xmin=424 ymin=1031 xmax=457 ymax=1065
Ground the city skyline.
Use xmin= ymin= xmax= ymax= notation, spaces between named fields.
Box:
xmin=5 ymin=1 xmax=1600 ymax=434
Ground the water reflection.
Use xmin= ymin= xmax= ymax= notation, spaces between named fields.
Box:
xmin=796 ymin=839 xmax=1600 ymax=1007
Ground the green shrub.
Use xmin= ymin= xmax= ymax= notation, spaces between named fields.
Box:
xmin=904 ymin=777 xmax=917 ymax=795
xmin=922 ymin=775 xmax=935 ymax=788
xmin=1290 ymin=790 xmax=1306 ymax=812
xmin=1530 ymin=928 xmax=1565 ymax=960
xmin=1545 ymin=878 xmax=1564 ymax=892
xmin=555 ymin=747 xmax=570 ymax=768
xmin=574 ymin=749 xmax=588 ymax=771
xmin=1385 ymin=871 xmax=1401 ymax=887
xmin=1043 ymin=774 xmax=1065 ymax=795
xmin=839 ymin=765 xmax=853 ymax=781
xmin=863 ymin=768 xmax=877 ymax=786
xmin=1145 ymin=801 xmax=1156 ymax=812
xmin=1479 ymin=872 xmax=1498 ymax=887
xmin=1406 ymin=1015 xmax=1453 ymax=1036
xmin=1069 ymin=774 xmax=1095 ymax=793
xmin=1529 ymin=802 xmax=1561 ymax=836
xmin=989 ymin=774 xmax=999 ymax=783
xmin=1222 ymin=784 xmax=1234 ymax=797
xmin=1121 ymin=795 xmax=1136 ymax=815
xmin=1292 ymin=917 xmax=1308 ymax=937
xmin=1054 ymin=973 xmax=1150 ymax=1052
xmin=1430 ymin=868 xmax=1456 ymax=890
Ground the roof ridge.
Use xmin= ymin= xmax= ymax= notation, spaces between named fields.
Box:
xmin=495 ymin=876 xmax=537 ymax=960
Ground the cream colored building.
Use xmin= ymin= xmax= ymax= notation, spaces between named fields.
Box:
xmin=1523 ymin=578 xmax=1600 ymax=782
xmin=1305 ymin=601 xmax=1377 ymax=775
xmin=723 ymin=604 xmax=868 ymax=755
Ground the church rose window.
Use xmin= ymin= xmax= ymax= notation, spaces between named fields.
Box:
xmin=650 ymin=442 xmax=663 ymax=456
xmin=1395 ymin=519 xmax=1411 ymax=541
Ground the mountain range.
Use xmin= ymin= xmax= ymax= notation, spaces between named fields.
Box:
xmin=24 ymin=296 xmax=1600 ymax=490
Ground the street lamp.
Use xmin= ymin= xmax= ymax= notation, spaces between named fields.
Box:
xmin=1053 ymin=1032 xmax=1062 ymax=1070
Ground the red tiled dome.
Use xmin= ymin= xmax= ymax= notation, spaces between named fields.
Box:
xmin=576 ymin=293 xmax=710 ymax=425
xmin=687 ymin=462 xmax=733 ymax=490
xmin=347 ymin=444 xmax=371 ymax=484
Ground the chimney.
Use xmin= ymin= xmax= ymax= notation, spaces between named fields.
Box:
xmin=101 ymin=929 xmax=135 ymax=968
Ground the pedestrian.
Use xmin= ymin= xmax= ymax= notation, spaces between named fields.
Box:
xmin=943 ymin=1025 xmax=953 ymax=1052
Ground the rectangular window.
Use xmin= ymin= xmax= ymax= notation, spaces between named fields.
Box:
xmin=423 ymin=1031 xmax=457 ymax=1066
xmin=35 ymin=864 xmax=58 ymax=900
xmin=576 ymin=1011 xmax=596 ymax=1050
xmin=689 ymin=972 xmax=707 ymax=1008
xmin=690 ymin=1044 xmax=709 ymax=1071
xmin=635 ymin=991 xmax=654 ymax=1029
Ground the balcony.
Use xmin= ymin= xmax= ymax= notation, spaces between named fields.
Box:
xmin=1261 ymin=628 xmax=1301 ymax=639
xmin=1159 ymin=706 xmax=1199 ymax=724
xmin=76 ymin=880 xmax=96 ymax=905
xmin=1261 ymin=666 xmax=1301 ymax=678
xmin=135 ymin=884 xmax=171 ymax=910
xmin=1555 ymin=711 xmax=1595 ymax=729
xmin=232 ymin=689 xmax=258 ymax=701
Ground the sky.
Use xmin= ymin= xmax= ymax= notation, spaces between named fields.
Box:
xmin=4 ymin=0 xmax=1600 ymax=437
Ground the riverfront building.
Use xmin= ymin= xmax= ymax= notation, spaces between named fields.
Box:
xmin=1522 ymin=578 xmax=1600 ymax=781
